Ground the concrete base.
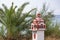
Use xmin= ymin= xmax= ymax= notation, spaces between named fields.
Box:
xmin=37 ymin=31 xmax=44 ymax=40
xmin=32 ymin=31 xmax=44 ymax=40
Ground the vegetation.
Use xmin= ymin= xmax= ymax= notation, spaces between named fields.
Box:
xmin=0 ymin=2 xmax=60 ymax=40
xmin=0 ymin=2 xmax=36 ymax=40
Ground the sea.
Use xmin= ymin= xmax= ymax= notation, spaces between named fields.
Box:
xmin=52 ymin=15 xmax=60 ymax=24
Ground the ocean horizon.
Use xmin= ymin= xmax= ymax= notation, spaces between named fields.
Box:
xmin=52 ymin=15 xmax=60 ymax=24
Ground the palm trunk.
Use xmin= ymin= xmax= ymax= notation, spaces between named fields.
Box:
xmin=7 ymin=28 xmax=13 ymax=40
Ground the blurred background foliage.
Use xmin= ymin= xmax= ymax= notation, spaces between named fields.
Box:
xmin=0 ymin=2 xmax=60 ymax=40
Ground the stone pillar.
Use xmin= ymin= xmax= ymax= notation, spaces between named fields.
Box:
xmin=37 ymin=30 xmax=44 ymax=40
xmin=32 ymin=29 xmax=45 ymax=40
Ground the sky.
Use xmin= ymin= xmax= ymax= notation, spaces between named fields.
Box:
xmin=0 ymin=0 xmax=60 ymax=15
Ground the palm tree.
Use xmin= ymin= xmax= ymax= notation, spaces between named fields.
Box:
xmin=0 ymin=2 xmax=36 ymax=40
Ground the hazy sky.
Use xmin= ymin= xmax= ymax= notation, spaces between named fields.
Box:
xmin=0 ymin=0 xmax=60 ymax=15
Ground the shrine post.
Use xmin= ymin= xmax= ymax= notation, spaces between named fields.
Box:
xmin=30 ymin=13 xmax=46 ymax=40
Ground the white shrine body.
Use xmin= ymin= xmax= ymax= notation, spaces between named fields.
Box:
xmin=30 ymin=13 xmax=46 ymax=40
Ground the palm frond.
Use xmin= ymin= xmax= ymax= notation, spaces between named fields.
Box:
xmin=17 ymin=2 xmax=29 ymax=18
